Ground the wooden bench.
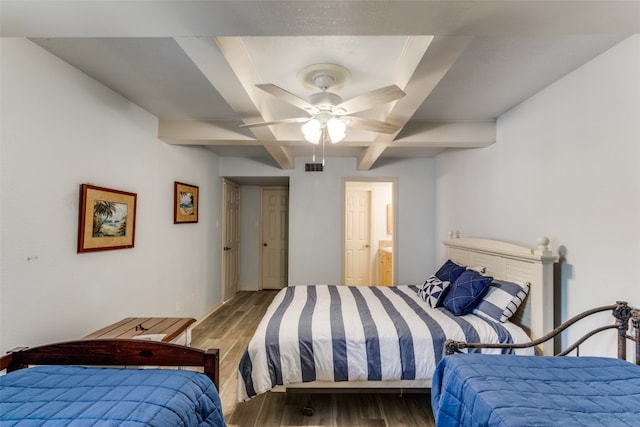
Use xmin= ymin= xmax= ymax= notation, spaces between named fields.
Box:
xmin=84 ymin=317 xmax=196 ymax=346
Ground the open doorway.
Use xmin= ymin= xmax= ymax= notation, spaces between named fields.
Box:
xmin=343 ymin=179 xmax=396 ymax=286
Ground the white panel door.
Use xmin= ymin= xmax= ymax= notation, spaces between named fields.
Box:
xmin=344 ymin=189 xmax=371 ymax=286
xmin=261 ymin=188 xmax=288 ymax=289
xmin=222 ymin=179 xmax=240 ymax=300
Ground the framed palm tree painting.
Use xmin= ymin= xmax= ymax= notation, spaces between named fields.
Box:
xmin=78 ymin=184 xmax=137 ymax=253
xmin=174 ymin=182 xmax=199 ymax=224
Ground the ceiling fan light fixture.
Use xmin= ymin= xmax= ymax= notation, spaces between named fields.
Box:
xmin=327 ymin=117 xmax=346 ymax=143
xmin=302 ymin=118 xmax=322 ymax=144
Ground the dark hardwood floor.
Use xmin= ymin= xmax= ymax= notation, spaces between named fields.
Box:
xmin=191 ymin=290 xmax=436 ymax=427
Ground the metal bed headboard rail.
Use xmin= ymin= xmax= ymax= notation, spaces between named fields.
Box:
xmin=445 ymin=301 xmax=640 ymax=365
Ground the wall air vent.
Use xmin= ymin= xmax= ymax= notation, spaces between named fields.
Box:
xmin=305 ymin=163 xmax=324 ymax=172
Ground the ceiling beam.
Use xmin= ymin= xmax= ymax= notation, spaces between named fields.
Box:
xmin=357 ymin=144 xmax=388 ymax=172
xmin=174 ymin=36 xmax=294 ymax=169
xmin=158 ymin=119 xmax=494 ymax=148
xmin=158 ymin=119 xmax=254 ymax=144
xmin=357 ymin=36 xmax=472 ymax=170
xmin=394 ymin=121 xmax=496 ymax=147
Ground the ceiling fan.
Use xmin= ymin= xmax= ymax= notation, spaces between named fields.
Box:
xmin=240 ymin=64 xmax=406 ymax=144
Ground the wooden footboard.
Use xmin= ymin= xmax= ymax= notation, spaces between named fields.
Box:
xmin=445 ymin=301 xmax=640 ymax=365
xmin=0 ymin=339 xmax=220 ymax=389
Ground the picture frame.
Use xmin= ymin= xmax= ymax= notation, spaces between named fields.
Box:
xmin=174 ymin=181 xmax=199 ymax=224
xmin=78 ymin=184 xmax=137 ymax=253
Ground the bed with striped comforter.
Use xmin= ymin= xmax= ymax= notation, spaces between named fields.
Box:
xmin=237 ymin=284 xmax=533 ymax=401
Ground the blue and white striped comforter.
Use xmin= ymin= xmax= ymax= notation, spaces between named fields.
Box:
xmin=237 ymin=285 xmax=533 ymax=401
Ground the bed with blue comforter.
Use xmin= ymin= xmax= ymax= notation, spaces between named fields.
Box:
xmin=0 ymin=366 xmax=225 ymax=426
xmin=238 ymin=285 xmax=534 ymax=401
xmin=0 ymin=339 xmax=226 ymax=426
xmin=432 ymin=354 xmax=640 ymax=426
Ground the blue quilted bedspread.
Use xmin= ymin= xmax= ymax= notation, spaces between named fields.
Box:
xmin=0 ymin=365 xmax=226 ymax=426
xmin=432 ymin=354 xmax=640 ymax=426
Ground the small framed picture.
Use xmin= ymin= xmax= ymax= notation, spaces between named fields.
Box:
xmin=78 ymin=184 xmax=137 ymax=253
xmin=174 ymin=182 xmax=199 ymax=224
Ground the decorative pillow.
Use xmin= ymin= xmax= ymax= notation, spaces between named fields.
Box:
xmin=473 ymin=279 xmax=530 ymax=323
xmin=442 ymin=269 xmax=493 ymax=315
xmin=417 ymin=275 xmax=451 ymax=308
xmin=434 ymin=260 xmax=466 ymax=283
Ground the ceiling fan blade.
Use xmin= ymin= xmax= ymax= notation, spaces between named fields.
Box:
xmin=256 ymin=84 xmax=317 ymax=113
xmin=343 ymin=116 xmax=401 ymax=134
xmin=240 ymin=117 xmax=310 ymax=128
xmin=333 ymin=85 xmax=406 ymax=115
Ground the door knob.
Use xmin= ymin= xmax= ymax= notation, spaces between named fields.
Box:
xmin=223 ymin=246 xmax=231 ymax=251
xmin=263 ymin=243 xmax=268 ymax=247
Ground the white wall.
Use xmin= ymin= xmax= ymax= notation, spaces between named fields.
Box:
xmin=0 ymin=39 xmax=224 ymax=354
xmin=221 ymin=156 xmax=435 ymax=286
xmin=435 ymin=35 xmax=640 ymax=357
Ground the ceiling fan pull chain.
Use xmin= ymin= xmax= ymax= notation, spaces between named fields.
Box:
xmin=322 ymin=129 xmax=326 ymax=166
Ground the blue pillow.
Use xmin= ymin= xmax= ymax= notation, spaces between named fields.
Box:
xmin=435 ymin=260 xmax=466 ymax=283
xmin=442 ymin=269 xmax=493 ymax=315
xmin=417 ymin=275 xmax=451 ymax=308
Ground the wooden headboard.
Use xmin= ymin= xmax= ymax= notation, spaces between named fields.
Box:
xmin=443 ymin=234 xmax=557 ymax=355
